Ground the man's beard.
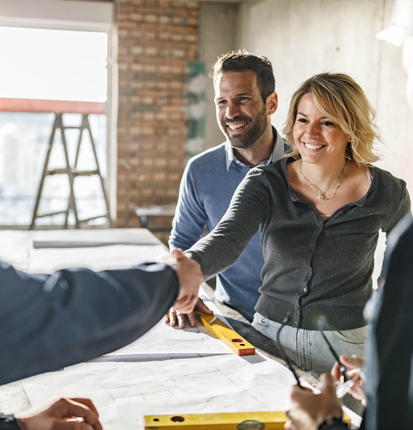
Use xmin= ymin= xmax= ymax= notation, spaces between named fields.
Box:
xmin=221 ymin=104 xmax=268 ymax=150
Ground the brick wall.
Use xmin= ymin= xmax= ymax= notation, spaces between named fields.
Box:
xmin=116 ymin=0 xmax=199 ymax=243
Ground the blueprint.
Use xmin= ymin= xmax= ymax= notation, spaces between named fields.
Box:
xmin=21 ymin=290 xmax=297 ymax=430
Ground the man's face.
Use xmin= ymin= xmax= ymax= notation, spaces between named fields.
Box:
xmin=214 ymin=70 xmax=269 ymax=149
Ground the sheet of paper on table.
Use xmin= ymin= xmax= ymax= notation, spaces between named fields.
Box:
xmin=0 ymin=229 xmax=167 ymax=273
xmin=21 ymin=290 xmax=298 ymax=430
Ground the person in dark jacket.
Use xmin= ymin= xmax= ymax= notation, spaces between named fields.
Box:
xmin=0 ymin=249 xmax=202 ymax=430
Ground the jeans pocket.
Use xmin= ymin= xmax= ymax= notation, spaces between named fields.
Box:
xmin=252 ymin=312 xmax=270 ymax=327
xmin=333 ymin=326 xmax=368 ymax=345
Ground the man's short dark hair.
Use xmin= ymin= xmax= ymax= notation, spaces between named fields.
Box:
xmin=211 ymin=49 xmax=275 ymax=102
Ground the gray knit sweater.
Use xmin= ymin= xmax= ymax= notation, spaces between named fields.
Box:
xmin=187 ymin=157 xmax=411 ymax=330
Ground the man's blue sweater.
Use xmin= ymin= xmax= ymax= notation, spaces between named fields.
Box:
xmin=169 ymin=131 xmax=284 ymax=321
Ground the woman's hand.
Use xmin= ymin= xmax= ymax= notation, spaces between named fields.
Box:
xmin=285 ymin=374 xmax=343 ymax=430
xmin=332 ymin=355 xmax=366 ymax=405
xmin=157 ymin=248 xmax=204 ymax=314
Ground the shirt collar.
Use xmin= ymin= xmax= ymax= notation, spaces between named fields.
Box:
xmin=225 ymin=127 xmax=284 ymax=171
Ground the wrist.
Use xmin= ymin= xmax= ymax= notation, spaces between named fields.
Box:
xmin=0 ymin=413 xmax=21 ymax=430
xmin=317 ymin=414 xmax=348 ymax=430
xmin=16 ymin=419 xmax=26 ymax=430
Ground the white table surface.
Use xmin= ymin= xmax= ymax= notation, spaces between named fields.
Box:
xmin=0 ymin=229 xmax=360 ymax=428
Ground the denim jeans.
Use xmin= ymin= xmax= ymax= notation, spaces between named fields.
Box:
xmin=252 ymin=312 xmax=368 ymax=377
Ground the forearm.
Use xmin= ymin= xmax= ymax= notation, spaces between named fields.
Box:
xmin=0 ymin=262 xmax=179 ymax=385
xmin=186 ymin=217 xmax=258 ymax=280
xmin=169 ymin=163 xmax=207 ymax=251
xmin=169 ymin=203 xmax=206 ymax=250
xmin=186 ymin=172 xmax=266 ymax=280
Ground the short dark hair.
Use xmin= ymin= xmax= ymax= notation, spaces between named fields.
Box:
xmin=210 ymin=49 xmax=275 ymax=102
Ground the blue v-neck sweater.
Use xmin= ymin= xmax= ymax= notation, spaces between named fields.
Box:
xmin=170 ymin=143 xmax=264 ymax=321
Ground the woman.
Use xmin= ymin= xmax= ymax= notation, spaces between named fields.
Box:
xmin=184 ymin=73 xmax=411 ymax=375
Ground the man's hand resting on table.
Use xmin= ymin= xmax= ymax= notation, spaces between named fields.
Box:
xmin=16 ymin=397 xmax=103 ymax=430
xmin=165 ymin=297 xmax=213 ymax=328
xmin=157 ymin=248 xmax=204 ymax=315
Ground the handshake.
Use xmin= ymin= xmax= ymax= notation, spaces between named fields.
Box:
xmin=157 ymin=248 xmax=205 ymax=315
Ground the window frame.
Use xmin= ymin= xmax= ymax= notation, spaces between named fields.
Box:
xmin=0 ymin=0 xmax=118 ymax=224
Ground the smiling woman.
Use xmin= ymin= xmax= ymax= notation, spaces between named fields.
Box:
xmin=283 ymin=72 xmax=381 ymax=165
xmin=183 ymin=72 xmax=411 ymax=376
xmin=284 ymin=74 xmax=382 ymax=220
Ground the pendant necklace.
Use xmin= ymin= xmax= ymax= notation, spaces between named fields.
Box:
xmin=300 ymin=159 xmax=347 ymax=201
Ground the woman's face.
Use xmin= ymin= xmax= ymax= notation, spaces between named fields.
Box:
xmin=293 ymin=93 xmax=349 ymax=166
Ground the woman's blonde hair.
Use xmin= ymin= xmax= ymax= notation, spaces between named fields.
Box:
xmin=283 ymin=73 xmax=381 ymax=165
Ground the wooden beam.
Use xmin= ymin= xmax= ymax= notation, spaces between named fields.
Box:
xmin=0 ymin=98 xmax=105 ymax=114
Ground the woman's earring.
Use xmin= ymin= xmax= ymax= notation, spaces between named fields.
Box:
xmin=346 ymin=142 xmax=353 ymax=160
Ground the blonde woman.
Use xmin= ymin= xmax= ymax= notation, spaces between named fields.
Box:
xmin=181 ymin=73 xmax=411 ymax=375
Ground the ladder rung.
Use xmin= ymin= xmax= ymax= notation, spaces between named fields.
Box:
xmin=46 ymin=168 xmax=98 ymax=176
xmin=73 ymin=169 xmax=99 ymax=177
xmin=48 ymin=168 xmax=69 ymax=175
xmin=79 ymin=215 xmax=108 ymax=223
xmin=36 ymin=210 xmax=67 ymax=218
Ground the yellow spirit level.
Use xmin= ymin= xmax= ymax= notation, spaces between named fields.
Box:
xmin=144 ymin=410 xmax=351 ymax=429
xmin=144 ymin=411 xmax=286 ymax=429
xmin=196 ymin=311 xmax=255 ymax=356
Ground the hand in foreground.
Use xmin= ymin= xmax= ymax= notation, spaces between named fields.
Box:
xmin=332 ymin=355 xmax=366 ymax=405
xmin=16 ymin=397 xmax=103 ymax=430
xmin=157 ymin=248 xmax=204 ymax=314
xmin=165 ymin=297 xmax=213 ymax=328
xmin=285 ymin=374 xmax=343 ymax=430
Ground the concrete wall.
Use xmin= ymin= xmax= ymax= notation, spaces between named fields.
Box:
xmin=198 ymin=0 xmax=413 ymax=280
xmin=198 ymin=2 xmax=239 ymax=150
xmin=235 ymin=0 xmax=413 ymax=195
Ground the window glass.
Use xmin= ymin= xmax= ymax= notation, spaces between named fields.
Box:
xmin=0 ymin=27 xmax=108 ymax=226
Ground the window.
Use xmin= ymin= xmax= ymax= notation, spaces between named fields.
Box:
xmin=0 ymin=0 xmax=115 ymax=227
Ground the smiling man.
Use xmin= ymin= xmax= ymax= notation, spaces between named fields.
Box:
xmin=168 ymin=50 xmax=284 ymax=327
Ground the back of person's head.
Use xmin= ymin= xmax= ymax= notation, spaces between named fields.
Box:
xmin=211 ymin=49 xmax=275 ymax=102
xmin=283 ymin=72 xmax=381 ymax=166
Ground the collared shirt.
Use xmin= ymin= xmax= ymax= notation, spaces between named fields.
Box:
xmin=225 ymin=127 xmax=284 ymax=171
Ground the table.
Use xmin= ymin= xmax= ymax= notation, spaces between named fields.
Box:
xmin=0 ymin=229 xmax=359 ymax=428
xmin=135 ymin=205 xmax=176 ymax=229
xmin=0 ymin=228 xmax=168 ymax=415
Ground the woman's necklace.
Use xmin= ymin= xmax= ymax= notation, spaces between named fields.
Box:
xmin=299 ymin=159 xmax=347 ymax=201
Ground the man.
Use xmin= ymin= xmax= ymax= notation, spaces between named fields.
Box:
xmin=3 ymin=398 xmax=103 ymax=430
xmin=284 ymin=2 xmax=413 ymax=428
xmin=168 ymin=50 xmax=284 ymax=327
xmin=0 ymin=249 xmax=202 ymax=429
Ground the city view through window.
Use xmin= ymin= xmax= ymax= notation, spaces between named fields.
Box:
xmin=0 ymin=27 xmax=108 ymax=226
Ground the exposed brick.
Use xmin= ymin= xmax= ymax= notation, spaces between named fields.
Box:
xmin=130 ymin=13 xmax=143 ymax=21
xmin=118 ymin=4 xmax=135 ymax=13
xmin=116 ymin=0 xmax=198 ymax=229
xmin=118 ymin=21 xmax=138 ymax=29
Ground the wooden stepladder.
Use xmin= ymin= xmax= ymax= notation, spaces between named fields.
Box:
xmin=30 ymin=113 xmax=111 ymax=229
